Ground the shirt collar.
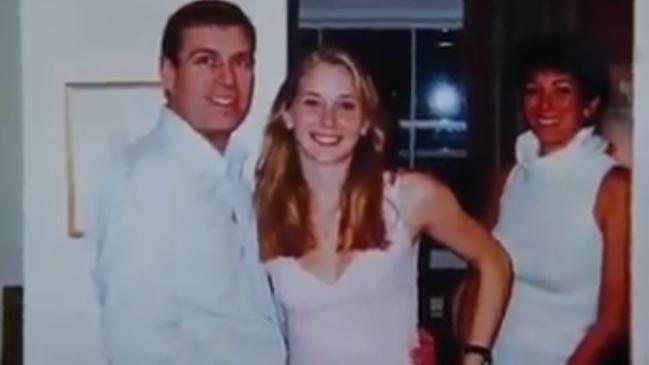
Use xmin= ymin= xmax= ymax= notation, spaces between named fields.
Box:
xmin=515 ymin=126 xmax=607 ymax=175
xmin=157 ymin=106 xmax=247 ymax=182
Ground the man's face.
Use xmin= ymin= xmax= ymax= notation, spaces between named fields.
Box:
xmin=161 ymin=25 xmax=254 ymax=144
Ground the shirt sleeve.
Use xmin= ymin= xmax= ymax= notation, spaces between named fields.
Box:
xmin=94 ymin=181 xmax=230 ymax=365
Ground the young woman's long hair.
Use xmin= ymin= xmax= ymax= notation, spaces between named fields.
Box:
xmin=255 ymin=47 xmax=391 ymax=262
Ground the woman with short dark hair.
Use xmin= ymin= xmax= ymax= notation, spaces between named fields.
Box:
xmin=488 ymin=34 xmax=630 ymax=365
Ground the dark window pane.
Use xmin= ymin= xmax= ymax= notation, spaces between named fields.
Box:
xmin=415 ymin=29 xmax=464 ymax=120
xmin=414 ymin=29 xmax=467 ymax=159
xmin=321 ymin=29 xmax=411 ymax=121
xmin=292 ymin=28 xmax=319 ymax=66
xmin=395 ymin=122 xmax=414 ymax=167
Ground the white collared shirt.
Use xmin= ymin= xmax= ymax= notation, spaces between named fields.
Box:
xmin=91 ymin=107 xmax=286 ymax=365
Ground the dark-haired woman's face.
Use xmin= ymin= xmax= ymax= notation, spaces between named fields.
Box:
xmin=523 ymin=69 xmax=598 ymax=155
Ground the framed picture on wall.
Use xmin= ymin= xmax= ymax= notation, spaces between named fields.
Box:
xmin=63 ymin=81 xmax=162 ymax=238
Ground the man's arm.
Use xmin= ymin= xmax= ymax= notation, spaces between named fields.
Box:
xmin=94 ymin=184 xmax=186 ymax=365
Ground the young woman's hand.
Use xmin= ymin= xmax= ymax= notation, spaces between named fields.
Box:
xmin=410 ymin=328 xmax=437 ymax=365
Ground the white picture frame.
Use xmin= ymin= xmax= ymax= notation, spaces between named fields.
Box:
xmin=63 ymin=81 xmax=163 ymax=238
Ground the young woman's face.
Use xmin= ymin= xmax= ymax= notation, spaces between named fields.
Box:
xmin=523 ymin=69 xmax=598 ymax=154
xmin=285 ymin=62 xmax=367 ymax=165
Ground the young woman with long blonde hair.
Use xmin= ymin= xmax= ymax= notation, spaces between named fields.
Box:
xmin=255 ymin=47 xmax=511 ymax=365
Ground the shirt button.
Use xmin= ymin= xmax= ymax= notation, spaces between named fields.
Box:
xmin=230 ymin=209 xmax=238 ymax=224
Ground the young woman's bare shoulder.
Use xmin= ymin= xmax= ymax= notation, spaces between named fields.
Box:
xmin=398 ymin=169 xmax=445 ymax=191
xmin=397 ymin=170 xmax=451 ymax=208
xmin=395 ymin=170 xmax=453 ymax=232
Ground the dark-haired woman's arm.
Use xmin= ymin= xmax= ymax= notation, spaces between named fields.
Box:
xmin=568 ymin=167 xmax=631 ymax=365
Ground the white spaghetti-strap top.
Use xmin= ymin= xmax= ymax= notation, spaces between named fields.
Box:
xmin=492 ymin=128 xmax=616 ymax=365
xmin=265 ymin=175 xmax=419 ymax=365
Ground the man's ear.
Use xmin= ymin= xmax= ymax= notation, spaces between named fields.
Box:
xmin=160 ymin=57 xmax=176 ymax=96
xmin=582 ymin=97 xmax=601 ymax=119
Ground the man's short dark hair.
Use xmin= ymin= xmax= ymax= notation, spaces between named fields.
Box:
xmin=161 ymin=0 xmax=256 ymax=65
xmin=511 ymin=34 xmax=611 ymax=127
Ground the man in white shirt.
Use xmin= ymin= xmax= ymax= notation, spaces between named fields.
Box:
xmin=91 ymin=1 xmax=286 ymax=364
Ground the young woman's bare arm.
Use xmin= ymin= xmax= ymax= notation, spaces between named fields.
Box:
xmin=453 ymin=165 xmax=513 ymax=345
xmin=400 ymin=171 xmax=512 ymax=364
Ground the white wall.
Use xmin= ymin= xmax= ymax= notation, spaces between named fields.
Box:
xmin=0 ymin=0 xmax=23 ymax=357
xmin=0 ymin=0 xmax=23 ymax=288
xmin=20 ymin=1 xmax=287 ymax=364
xmin=633 ymin=1 xmax=649 ymax=363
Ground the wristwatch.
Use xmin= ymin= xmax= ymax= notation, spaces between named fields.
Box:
xmin=464 ymin=344 xmax=493 ymax=365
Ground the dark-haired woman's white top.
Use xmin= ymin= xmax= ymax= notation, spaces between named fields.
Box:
xmin=492 ymin=127 xmax=616 ymax=365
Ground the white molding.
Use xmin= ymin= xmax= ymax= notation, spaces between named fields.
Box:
xmin=633 ymin=0 xmax=649 ymax=363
